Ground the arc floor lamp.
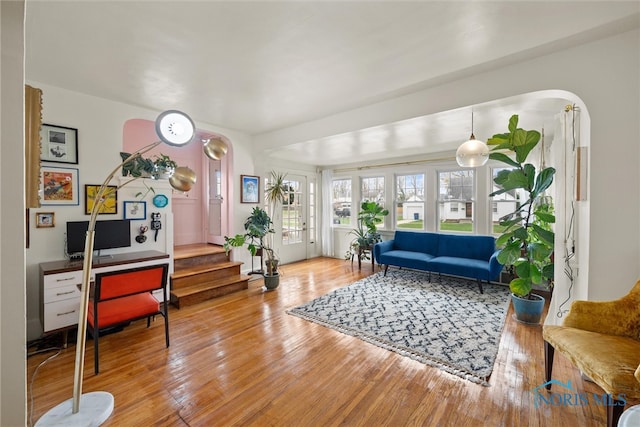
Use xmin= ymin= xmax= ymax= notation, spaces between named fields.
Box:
xmin=36 ymin=110 xmax=225 ymax=426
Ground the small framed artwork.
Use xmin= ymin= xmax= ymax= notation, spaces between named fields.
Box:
xmin=40 ymin=166 xmax=80 ymax=205
xmin=35 ymin=212 xmax=55 ymax=228
xmin=123 ymin=201 xmax=147 ymax=220
xmin=241 ymin=175 xmax=260 ymax=203
xmin=40 ymin=123 xmax=78 ymax=164
xmin=85 ymin=185 xmax=118 ymax=215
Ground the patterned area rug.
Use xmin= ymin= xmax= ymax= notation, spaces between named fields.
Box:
xmin=287 ymin=269 xmax=511 ymax=386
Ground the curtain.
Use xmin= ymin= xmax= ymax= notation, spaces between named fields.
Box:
xmin=25 ymin=85 xmax=43 ymax=208
xmin=321 ymin=169 xmax=334 ymax=257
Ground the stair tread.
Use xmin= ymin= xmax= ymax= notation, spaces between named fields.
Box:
xmin=171 ymin=261 xmax=242 ymax=278
xmin=170 ymin=275 xmax=251 ymax=297
xmin=173 ymin=243 xmax=225 ymax=260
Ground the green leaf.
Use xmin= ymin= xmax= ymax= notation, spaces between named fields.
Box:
xmin=497 ymin=241 xmax=521 ymax=265
xmin=515 ymin=260 xmax=531 ymax=279
xmin=486 ymin=133 xmax=510 ymax=146
xmin=489 ymin=152 xmax=519 ymax=167
xmin=534 ymin=211 xmax=555 ymax=223
xmin=508 ymin=115 xmax=519 ymax=134
xmin=533 ymin=167 xmax=556 ymax=196
xmin=530 ymin=223 xmax=555 ymax=246
xmin=510 ymin=277 xmax=532 ymax=298
xmin=523 ymin=163 xmax=536 ymax=190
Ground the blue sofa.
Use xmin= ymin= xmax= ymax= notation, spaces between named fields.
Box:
xmin=373 ymin=230 xmax=503 ymax=293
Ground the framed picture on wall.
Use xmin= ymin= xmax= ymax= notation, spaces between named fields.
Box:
xmin=40 ymin=123 xmax=78 ymax=164
xmin=35 ymin=212 xmax=55 ymax=228
xmin=85 ymin=184 xmax=118 ymax=215
xmin=241 ymin=175 xmax=260 ymax=203
xmin=40 ymin=166 xmax=80 ymax=205
xmin=123 ymin=201 xmax=147 ymax=220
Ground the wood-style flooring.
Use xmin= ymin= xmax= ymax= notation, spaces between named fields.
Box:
xmin=27 ymin=257 xmax=637 ymax=426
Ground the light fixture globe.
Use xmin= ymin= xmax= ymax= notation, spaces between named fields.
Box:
xmin=169 ymin=166 xmax=197 ymax=192
xmin=456 ymin=134 xmax=489 ymax=167
xmin=203 ymin=137 xmax=228 ymax=160
xmin=155 ymin=110 xmax=196 ymax=146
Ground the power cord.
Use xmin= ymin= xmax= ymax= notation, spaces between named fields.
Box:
xmin=27 ymin=337 xmax=63 ymax=427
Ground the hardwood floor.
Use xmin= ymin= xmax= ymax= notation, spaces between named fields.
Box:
xmin=27 ymin=258 xmax=637 ymax=426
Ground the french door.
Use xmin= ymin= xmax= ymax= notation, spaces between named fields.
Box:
xmin=277 ymin=174 xmax=308 ymax=263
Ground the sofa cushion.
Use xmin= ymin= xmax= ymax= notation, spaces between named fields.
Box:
xmin=378 ymin=250 xmax=433 ymax=271
xmin=544 ymin=325 xmax=640 ymax=399
xmin=437 ymin=234 xmax=496 ymax=260
xmin=429 ymin=256 xmax=492 ymax=281
xmin=393 ymin=230 xmax=439 ymax=254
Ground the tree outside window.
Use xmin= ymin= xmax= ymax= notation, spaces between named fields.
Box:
xmin=396 ymin=174 xmax=424 ymax=229
xmin=332 ymin=178 xmax=351 ymax=225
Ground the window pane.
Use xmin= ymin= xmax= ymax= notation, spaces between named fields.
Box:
xmin=361 ymin=176 xmax=385 ymax=229
xmin=396 ymin=174 xmax=424 ymax=229
xmin=282 ymin=179 xmax=302 ymax=245
xmin=332 ymin=178 xmax=351 ymax=226
xmin=491 ymin=167 xmax=524 ymax=234
xmin=438 ymin=170 xmax=474 ymax=233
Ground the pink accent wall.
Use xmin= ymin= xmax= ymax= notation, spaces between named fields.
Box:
xmin=123 ymin=119 xmax=204 ymax=246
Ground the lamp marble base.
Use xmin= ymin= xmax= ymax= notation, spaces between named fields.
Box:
xmin=35 ymin=391 xmax=114 ymax=427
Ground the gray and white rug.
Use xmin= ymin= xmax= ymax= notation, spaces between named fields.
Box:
xmin=287 ymin=269 xmax=511 ymax=385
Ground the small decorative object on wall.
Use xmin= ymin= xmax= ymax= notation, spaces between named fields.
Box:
xmin=85 ymin=184 xmax=117 ymax=215
xmin=123 ymin=201 xmax=147 ymax=220
xmin=40 ymin=166 xmax=79 ymax=205
xmin=135 ymin=225 xmax=148 ymax=243
xmin=40 ymin=123 xmax=78 ymax=164
xmin=152 ymin=194 xmax=168 ymax=208
xmin=36 ymin=212 xmax=55 ymax=228
xmin=241 ymin=175 xmax=260 ymax=203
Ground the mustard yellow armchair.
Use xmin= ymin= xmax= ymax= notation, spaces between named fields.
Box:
xmin=543 ymin=279 xmax=640 ymax=427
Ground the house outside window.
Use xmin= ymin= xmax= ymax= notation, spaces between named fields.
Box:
xmin=438 ymin=170 xmax=474 ymax=233
xmin=332 ymin=178 xmax=351 ymax=226
xmin=491 ymin=167 xmax=523 ymax=234
xmin=396 ymin=174 xmax=424 ymax=229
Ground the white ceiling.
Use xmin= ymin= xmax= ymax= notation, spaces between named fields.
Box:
xmin=25 ymin=1 xmax=640 ymax=166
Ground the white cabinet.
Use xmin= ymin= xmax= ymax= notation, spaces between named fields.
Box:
xmin=40 ymin=251 xmax=170 ymax=333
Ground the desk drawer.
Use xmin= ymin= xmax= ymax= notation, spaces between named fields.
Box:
xmin=44 ymin=283 xmax=82 ymax=303
xmin=44 ymin=299 xmax=80 ymax=331
xmin=43 ymin=271 xmax=83 ymax=289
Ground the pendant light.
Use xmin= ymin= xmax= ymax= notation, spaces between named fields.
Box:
xmin=456 ymin=109 xmax=489 ymax=167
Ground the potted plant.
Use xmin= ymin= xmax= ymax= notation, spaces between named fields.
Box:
xmin=152 ymin=153 xmax=177 ymax=179
xmin=488 ymin=114 xmax=555 ymax=324
xmin=345 ymin=200 xmax=389 ymax=263
xmin=223 ymin=206 xmax=281 ymax=288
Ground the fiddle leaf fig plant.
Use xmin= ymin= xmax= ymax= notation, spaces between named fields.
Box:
xmin=488 ymin=115 xmax=555 ymax=299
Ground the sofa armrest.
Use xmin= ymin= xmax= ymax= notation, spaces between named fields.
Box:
xmin=373 ymin=240 xmax=394 ymax=263
xmin=563 ymin=280 xmax=640 ymax=339
xmin=489 ymin=250 xmax=503 ymax=281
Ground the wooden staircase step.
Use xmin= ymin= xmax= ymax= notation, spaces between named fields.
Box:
xmin=173 ymin=243 xmax=225 ymax=260
xmin=170 ymin=275 xmax=250 ymax=308
xmin=171 ymin=261 xmax=241 ymax=280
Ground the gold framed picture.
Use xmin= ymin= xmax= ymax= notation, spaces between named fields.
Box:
xmin=35 ymin=212 xmax=55 ymax=228
xmin=85 ymin=185 xmax=118 ymax=215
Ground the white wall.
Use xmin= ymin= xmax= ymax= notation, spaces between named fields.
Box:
xmin=255 ymin=28 xmax=640 ymax=310
xmin=1 ymin=1 xmax=27 ymax=425
xmin=25 ymin=83 xmax=254 ymax=340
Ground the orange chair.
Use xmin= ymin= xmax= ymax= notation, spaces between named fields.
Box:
xmin=88 ymin=263 xmax=169 ymax=374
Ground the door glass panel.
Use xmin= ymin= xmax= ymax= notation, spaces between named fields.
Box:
xmin=282 ymin=179 xmax=303 ymax=245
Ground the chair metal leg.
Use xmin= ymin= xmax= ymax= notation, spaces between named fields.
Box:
xmin=93 ymin=328 xmax=100 ymax=374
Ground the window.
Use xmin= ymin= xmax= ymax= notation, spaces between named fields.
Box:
xmin=491 ymin=167 xmax=523 ymax=234
xmin=308 ymin=181 xmax=316 ymax=244
xmin=332 ymin=178 xmax=352 ymax=226
xmin=396 ymin=174 xmax=424 ymax=229
xmin=361 ymin=176 xmax=385 ymax=204
xmin=438 ymin=170 xmax=474 ymax=233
